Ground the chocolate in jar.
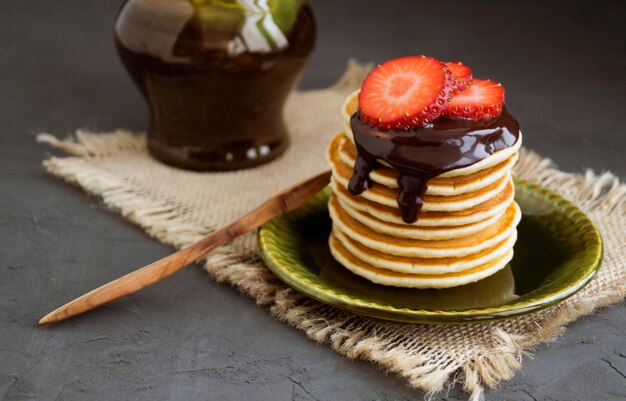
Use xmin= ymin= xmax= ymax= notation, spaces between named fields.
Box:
xmin=115 ymin=0 xmax=316 ymax=170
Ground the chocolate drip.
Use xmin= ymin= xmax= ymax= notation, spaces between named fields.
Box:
xmin=348 ymin=109 xmax=520 ymax=223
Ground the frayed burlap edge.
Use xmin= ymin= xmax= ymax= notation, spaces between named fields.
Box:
xmin=37 ymin=63 xmax=625 ymax=401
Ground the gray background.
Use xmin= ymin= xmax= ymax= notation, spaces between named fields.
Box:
xmin=1 ymin=1 xmax=625 ymax=400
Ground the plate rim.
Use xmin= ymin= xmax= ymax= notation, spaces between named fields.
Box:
xmin=258 ymin=178 xmax=603 ymax=324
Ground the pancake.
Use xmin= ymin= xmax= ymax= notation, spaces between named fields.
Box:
xmin=327 ymin=133 xmax=515 ymax=212
xmin=332 ymin=177 xmax=515 ymax=227
xmin=330 ymin=198 xmax=521 ymax=258
xmin=329 ymin=234 xmax=514 ymax=288
xmin=334 ymin=195 xmax=506 ymax=240
xmin=332 ymin=228 xmax=518 ymax=274
xmin=336 ymin=133 xmax=519 ymax=195
xmin=327 ymin=132 xmax=518 ymax=198
xmin=331 ymin=166 xmax=511 ymax=212
xmin=340 ymin=90 xmax=523 ymax=178
xmin=326 ymin=88 xmax=522 ymax=288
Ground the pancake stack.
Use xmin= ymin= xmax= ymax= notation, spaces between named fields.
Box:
xmin=326 ymin=92 xmax=523 ymax=288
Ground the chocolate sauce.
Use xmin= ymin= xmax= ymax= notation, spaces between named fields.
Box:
xmin=348 ymin=109 xmax=520 ymax=223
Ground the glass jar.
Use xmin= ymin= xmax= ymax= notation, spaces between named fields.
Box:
xmin=115 ymin=0 xmax=316 ymax=170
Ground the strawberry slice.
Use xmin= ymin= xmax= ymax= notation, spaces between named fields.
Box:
xmin=443 ymin=78 xmax=505 ymax=120
xmin=444 ymin=61 xmax=473 ymax=93
xmin=358 ymin=56 xmax=454 ymax=130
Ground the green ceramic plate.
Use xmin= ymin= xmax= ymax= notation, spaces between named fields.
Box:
xmin=258 ymin=179 xmax=603 ymax=323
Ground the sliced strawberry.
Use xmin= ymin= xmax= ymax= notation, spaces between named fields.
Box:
xmin=444 ymin=61 xmax=473 ymax=93
xmin=443 ymin=78 xmax=505 ymax=120
xmin=358 ymin=56 xmax=454 ymax=130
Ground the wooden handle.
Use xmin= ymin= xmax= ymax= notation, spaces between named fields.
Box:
xmin=39 ymin=170 xmax=331 ymax=325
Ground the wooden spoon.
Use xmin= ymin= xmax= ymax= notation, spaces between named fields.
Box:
xmin=39 ymin=170 xmax=331 ymax=325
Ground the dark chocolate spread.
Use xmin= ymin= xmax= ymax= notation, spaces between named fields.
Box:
xmin=348 ymin=109 xmax=520 ymax=223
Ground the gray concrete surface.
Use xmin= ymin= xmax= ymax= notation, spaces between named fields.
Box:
xmin=1 ymin=1 xmax=625 ymax=400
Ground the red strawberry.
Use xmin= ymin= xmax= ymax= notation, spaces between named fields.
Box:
xmin=444 ymin=61 xmax=473 ymax=93
xmin=443 ymin=78 xmax=505 ymax=120
xmin=358 ymin=56 xmax=454 ymax=130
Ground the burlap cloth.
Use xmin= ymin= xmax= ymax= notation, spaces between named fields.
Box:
xmin=38 ymin=62 xmax=625 ymax=400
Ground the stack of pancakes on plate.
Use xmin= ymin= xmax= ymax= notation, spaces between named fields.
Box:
xmin=326 ymin=93 xmax=522 ymax=288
